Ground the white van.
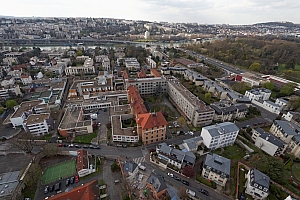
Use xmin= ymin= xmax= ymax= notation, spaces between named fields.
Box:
xmin=186 ymin=189 xmax=196 ymax=197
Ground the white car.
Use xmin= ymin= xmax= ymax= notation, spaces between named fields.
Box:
xmin=189 ymin=131 xmax=194 ymax=136
xmin=167 ymin=173 xmax=174 ymax=177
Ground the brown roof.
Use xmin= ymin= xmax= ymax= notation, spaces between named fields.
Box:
xmin=136 ymin=112 xmax=167 ymax=129
xmin=138 ymin=70 xmax=146 ymax=78
xmin=77 ymin=149 xmax=89 ymax=171
xmin=150 ymin=68 xmax=161 ymax=77
xmin=127 ymin=86 xmax=147 ymax=114
xmin=24 ymin=113 xmax=50 ymax=125
xmin=48 ymin=179 xmax=99 ymax=200
xmin=175 ymin=58 xmax=195 ymax=66
xmin=123 ymin=70 xmax=129 ymax=79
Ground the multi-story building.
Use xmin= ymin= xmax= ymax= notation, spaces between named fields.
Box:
xmin=210 ymin=100 xmax=248 ymax=122
xmin=156 ymin=142 xmax=196 ymax=169
xmin=124 ymin=58 xmax=140 ymax=71
xmin=201 ymin=122 xmax=239 ymax=150
xmin=269 ymin=120 xmax=300 ymax=143
xmin=20 ymin=75 xmax=32 ymax=85
xmin=146 ymin=175 xmax=167 ymax=199
xmin=167 ymin=78 xmax=214 ymax=127
xmin=275 ymin=98 xmax=288 ymax=110
xmin=202 ymin=153 xmax=230 ymax=186
xmin=245 ymin=169 xmax=270 ymax=199
xmin=136 ymin=112 xmax=167 ymax=145
xmin=111 ymin=115 xmax=139 ymax=143
xmin=252 ymin=99 xmax=281 ymax=115
xmin=0 ymin=85 xmax=22 ymax=100
xmin=146 ymin=57 xmax=157 ymax=68
xmin=23 ymin=113 xmax=53 ymax=136
xmin=252 ymin=128 xmax=287 ymax=157
xmin=245 ymin=88 xmax=271 ymax=101
xmin=127 ymin=85 xmax=148 ymax=116
xmin=124 ymin=76 xmax=167 ymax=96
xmin=237 ymin=72 xmax=264 ymax=86
xmin=65 ymin=58 xmax=95 ymax=75
xmin=288 ymin=135 xmax=300 ymax=158
xmin=95 ymin=55 xmax=110 ymax=70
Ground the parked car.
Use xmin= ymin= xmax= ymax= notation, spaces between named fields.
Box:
xmin=173 ymin=176 xmax=181 ymax=181
xmin=75 ymin=175 xmax=79 ymax=183
xmin=49 ymin=185 xmax=54 ymax=192
xmin=44 ymin=186 xmax=49 ymax=194
xmin=54 ymin=182 xmax=61 ymax=192
xmin=199 ymin=189 xmax=209 ymax=196
xmin=186 ymin=189 xmax=196 ymax=197
xmin=83 ymin=145 xmax=89 ymax=148
xmin=75 ymin=145 xmax=81 ymax=148
xmin=181 ymin=180 xmax=189 ymax=186
xmin=66 ymin=179 xmax=70 ymax=186
xmin=167 ymin=173 xmax=173 ymax=178
xmin=122 ymin=144 xmax=127 ymax=148
xmin=68 ymin=144 xmax=74 ymax=148
xmin=116 ymin=144 xmax=123 ymax=147
xmin=70 ymin=177 xmax=75 ymax=184
xmin=91 ymin=145 xmax=100 ymax=149
xmin=56 ymin=143 xmax=63 ymax=147
xmin=63 ymin=144 xmax=68 ymax=147
xmin=149 ymin=149 xmax=156 ymax=153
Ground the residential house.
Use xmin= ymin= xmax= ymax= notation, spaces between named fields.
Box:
xmin=288 ymin=135 xmax=300 ymax=158
xmin=252 ymin=128 xmax=287 ymax=157
xmin=77 ymin=150 xmax=95 ymax=177
xmin=146 ymin=175 xmax=167 ymax=199
xmin=156 ymin=142 xmax=196 ymax=169
xmin=121 ymin=161 xmax=138 ymax=182
xmin=251 ymin=100 xmax=281 ymax=115
xmin=1 ymin=77 xmax=15 ymax=87
xmin=202 ymin=153 xmax=230 ymax=186
xmin=245 ymin=88 xmax=271 ymax=101
xmin=21 ymin=75 xmax=32 ymax=85
xmin=47 ymin=180 xmax=100 ymax=200
xmin=136 ymin=112 xmax=167 ymax=145
xmin=182 ymin=136 xmax=203 ymax=152
xmin=245 ymin=169 xmax=270 ymax=199
xmin=275 ymin=98 xmax=288 ymax=110
xmin=269 ymin=120 xmax=300 ymax=143
xmin=201 ymin=122 xmax=239 ymax=150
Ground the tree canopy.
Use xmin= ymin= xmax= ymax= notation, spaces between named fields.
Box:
xmin=263 ymin=81 xmax=275 ymax=91
xmin=6 ymin=100 xmax=18 ymax=109
xmin=249 ymin=62 xmax=262 ymax=72
xmin=279 ymin=82 xmax=296 ymax=96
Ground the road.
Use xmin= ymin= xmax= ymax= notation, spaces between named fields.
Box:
xmin=178 ymin=48 xmax=245 ymax=75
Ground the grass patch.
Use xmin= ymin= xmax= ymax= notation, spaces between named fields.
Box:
xmin=196 ymin=174 xmax=216 ymax=189
xmin=187 ymin=124 xmax=202 ymax=131
xmin=213 ymin=145 xmax=246 ymax=160
xmin=292 ymin=163 xmax=300 ymax=181
xmin=285 ymin=159 xmax=293 ymax=170
xmin=122 ymin=118 xmax=136 ymax=128
xmin=150 ymin=104 xmax=176 ymax=121
xmin=74 ymin=132 xmax=97 ymax=144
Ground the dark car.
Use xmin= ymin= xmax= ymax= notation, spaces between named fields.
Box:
xmin=181 ymin=180 xmax=189 ymax=186
xmin=70 ymin=177 xmax=75 ymax=184
xmin=122 ymin=144 xmax=127 ymax=148
xmin=63 ymin=144 xmax=68 ymax=147
xmin=44 ymin=186 xmax=49 ymax=194
xmin=49 ymin=185 xmax=55 ymax=192
xmin=75 ymin=145 xmax=81 ymax=148
xmin=54 ymin=182 xmax=61 ymax=192
xmin=173 ymin=176 xmax=181 ymax=181
xmin=199 ymin=189 xmax=209 ymax=196
xmin=91 ymin=145 xmax=100 ymax=149
xmin=66 ymin=179 xmax=70 ymax=186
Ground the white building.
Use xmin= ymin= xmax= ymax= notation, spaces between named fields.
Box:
xmin=23 ymin=113 xmax=53 ymax=136
xmin=144 ymin=31 xmax=150 ymax=39
xmin=275 ymin=98 xmax=288 ymax=110
xmin=252 ymin=128 xmax=287 ymax=157
xmin=146 ymin=57 xmax=157 ymax=68
xmin=182 ymin=136 xmax=203 ymax=152
xmin=1 ymin=77 xmax=15 ymax=87
xmin=65 ymin=58 xmax=95 ymax=75
xmin=201 ymin=122 xmax=239 ymax=150
xmin=202 ymin=153 xmax=230 ymax=186
xmin=21 ymin=75 xmax=32 ymax=85
xmin=251 ymin=100 xmax=281 ymax=115
xmin=111 ymin=115 xmax=139 ymax=143
xmin=245 ymin=88 xmax=271 ymax=101
xmin=124 ymin=58 xmax=140 ymax=71
xmin=245 ymin=169 xmax=270 ymax=199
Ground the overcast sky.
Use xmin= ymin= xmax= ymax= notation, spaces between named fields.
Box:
xmin=1 ymin=0 xmax=300 ymax=25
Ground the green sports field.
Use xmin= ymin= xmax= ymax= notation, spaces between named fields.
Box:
xmin=41 ymin=159 xmax=76 ymax=185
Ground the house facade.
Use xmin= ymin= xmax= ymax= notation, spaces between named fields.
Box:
xmin=202 ymin=153 xmax=230 ymax=186
xmin=245 ymin=169 xmax=270 ymax=199
xmin=269 ymin=120 xmax=300 ymax=144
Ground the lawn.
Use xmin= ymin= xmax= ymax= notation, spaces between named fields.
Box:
xmin=150 ymin=105 xmax=176 ymax=121
xmin=41 ymin=159 xmax=76 ymax=185
xmin=292 ymin=163 xmax=300 ymax=181
xmin=74 ymin=132 xmax=97 ymax=144
xmin=278 ymin=64 xmax=300 ymax=72
xmin=213 ymin=145 xmax=246 ymax=160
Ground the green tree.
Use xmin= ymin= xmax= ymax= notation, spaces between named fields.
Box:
xmin=42 ymin=143 xmax=61 ymax=157
xmin=263 ymin=81 xmax=275 ymax=91
xmin=6 ymin=100 xmax=18 ymax=109
xmin=177 ymin=116 xmax=187 ymax=127
xmin=286 ymin=58 xmax=296 ymax=69
xmin=0 ymin=106 xmax=4 ymax=115
xmin=287 ymin=96 xmax=300 ymax=110
xmin=279 ymin=82 xmax=296 ymax=96
xmin=249 ymin=62 xmax=262 ymax=72
xmin=111 ymin=162 xmax=120 ymax=172
xmin=204 ymin=92 xmax=211 ymax=103
xmin=76 ymin=50 xmax=83 ymax=57
xmin=232 ymin=82 xmax=252 ymax=94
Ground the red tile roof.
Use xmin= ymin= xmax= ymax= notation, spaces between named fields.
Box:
xmin=150 ymin=68 xmax=161 ymax=77
xmin=48 ymin=180 xmax=99 ymax=200
xmin=127 ymin=86 xmax=148 ymax=114
xmin=77 ymin=149 xmax=88 ymax=171
xmin=123 ymin=70 xmax=129 ymax=79
xmin=136 ymin=112 xmax=167 ymax=129
xmin=21 ymin=75 xmax=29 ymax=78
xmin=138 ymin=70 xmax=147 ymax=78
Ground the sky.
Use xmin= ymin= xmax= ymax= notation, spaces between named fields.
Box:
xmin=1 ymin=0 xmax=300 ymax=25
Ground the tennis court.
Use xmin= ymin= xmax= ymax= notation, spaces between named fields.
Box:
xmin=41 ymin=159 xmax=76 ymax=185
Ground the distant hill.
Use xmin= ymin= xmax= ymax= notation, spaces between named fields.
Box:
xmin=254 ymin=21 xmax=300 ymax=27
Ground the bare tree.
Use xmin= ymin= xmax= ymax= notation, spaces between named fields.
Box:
xmin=10 ymin=134 xmax=33 ymax=153
xmin=42 ymin=143 xmax=62 ymax=157
xmin=24 ymin=163 xmax=42 ymax=186
xmin=178 ymin=186 xmax=188 ymax=200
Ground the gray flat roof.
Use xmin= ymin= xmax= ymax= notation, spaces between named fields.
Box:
xmin=202 ymin=122 xmax=239 ymax=137
xmin=255 ymin=128 xmax=285 ymax=147
xmin=204 ymin=153 xmax=230 ymax=176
